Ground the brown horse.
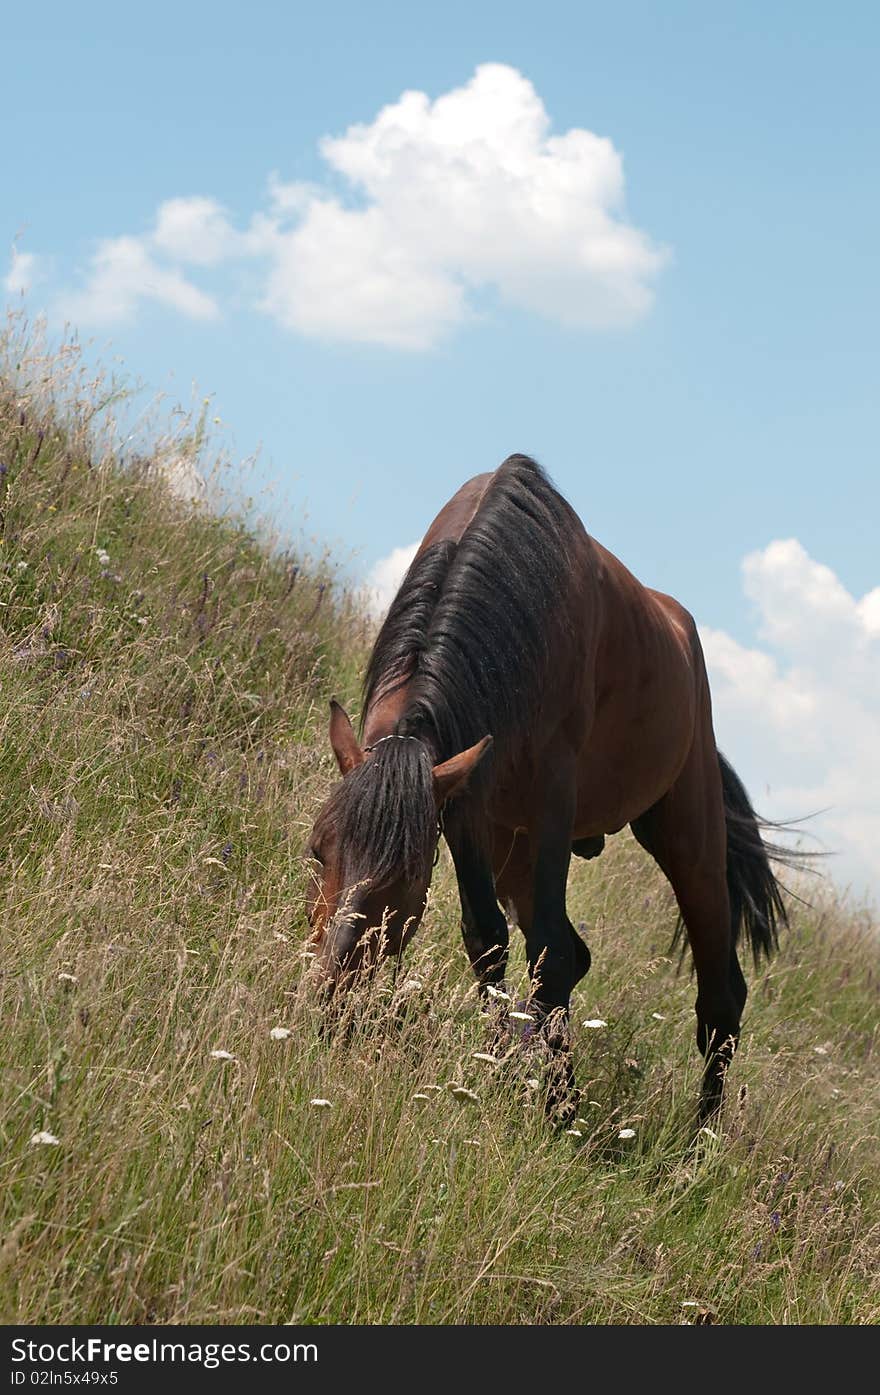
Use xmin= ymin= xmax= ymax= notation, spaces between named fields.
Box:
xmin=306 ymin=454 xmax=793 ymax=1119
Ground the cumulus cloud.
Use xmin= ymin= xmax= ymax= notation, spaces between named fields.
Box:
xmin=363 ymin=541 xmax=420 ymax=617
xmin=701 ymin=539 xmax=880 ymax=901
xmin=265 ymin=63 xmax=667 ymax=347
xmin=4 ymin=246 xmax=42 ymax=296
xmin=59 ymin=233 xmax=220 ymax=327
xmin=152 ymin=196 xmax=243 ymax=266
xmin=51 ymin=65 xmax=665 ymax=345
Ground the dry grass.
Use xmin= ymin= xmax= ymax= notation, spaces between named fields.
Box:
xmin=1 ymin=317 xmax=878 ymax=1325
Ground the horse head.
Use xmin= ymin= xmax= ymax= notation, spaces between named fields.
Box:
xmin=305 ymin=700 xmax=492 ymax=995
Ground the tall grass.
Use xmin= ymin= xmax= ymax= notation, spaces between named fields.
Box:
xmin=0 ymin=320 xmax=877 ymax=1324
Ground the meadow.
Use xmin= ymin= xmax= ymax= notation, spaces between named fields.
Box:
xmin=1 ymin=322 xmax=878 ymax=1325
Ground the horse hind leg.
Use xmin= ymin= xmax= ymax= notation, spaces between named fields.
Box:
xmin=631 ymin=755 xmax=745 ymax=1121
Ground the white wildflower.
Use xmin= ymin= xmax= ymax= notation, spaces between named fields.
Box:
xmin=617 ymin=1128 xmax=636 ymax=1140
xmin=448 ymin=1085 xmax=479 ymax=1103
xmin=95 ymin=547 xmax=110 ymax=566
xmin=583 ymin=1018 xmax=607 ymax=1029
xmin=269 ymin=1026 xmax=292 ymax=1041
xmin=209 ymin=1049 xmax=236 ymax=1061
xmin=30 ymin=1131 xmax=60 ymax=1146
xmin=309 ymin=1098 xmax=333 ymax=1109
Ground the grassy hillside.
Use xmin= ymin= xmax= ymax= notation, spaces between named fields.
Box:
xmin=1 ymin=328 xmax=878 ymax=1325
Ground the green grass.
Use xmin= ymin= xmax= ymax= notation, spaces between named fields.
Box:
xmin=1 ymin=322 xmax=878 ymax=1325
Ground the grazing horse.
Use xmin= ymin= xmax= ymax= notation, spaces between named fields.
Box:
xmin=306 ymin=454 xmax=791 ymax=1119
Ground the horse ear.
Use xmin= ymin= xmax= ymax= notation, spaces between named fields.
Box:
xmin=432 ymin=735 xmax=493 ymax=806
xmin=329 ymin=699 xmax=364 ymax=776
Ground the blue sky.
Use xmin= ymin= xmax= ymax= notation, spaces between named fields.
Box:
xmin=4 ymin=2 xmax=879 ymax=896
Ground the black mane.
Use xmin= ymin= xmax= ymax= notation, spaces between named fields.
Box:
xmin=326 ymin=736 xmax=436 ymax=888
xmin=361 ymin=455 xmax=582 ymax=821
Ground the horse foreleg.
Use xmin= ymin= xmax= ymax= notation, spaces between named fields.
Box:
xmin=445 ymin=818 xmax=510 ymax=995
xmin=520 ymin=749 xmax=587 ymax=1118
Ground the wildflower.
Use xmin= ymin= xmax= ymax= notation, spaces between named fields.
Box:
xmin=209 ymin=1049 xmax=236 ymax=1061
xmin=471 ymin=1052 xmax=499 ymax=1065
xmin=509 ymin=1010 xmax=533 ymax=1022
xmin=447 ymin=1085 xmax=479 ymax=1103
xmin=813 ymin=1046 xmax=829 ymax=1056
xmin=651 ymin=1012 xmax=666 ymax=1021
xmin=699 ymin=1126 xmax=718 ymax=1141
xmin=30 ymin=1131 xmax=60 ymax=1146
xmin=565 ymin=1128 xmax=583 ymax=1138
xmin=309 ymin=1098 xmax=333 ymax=1109
xmin=269 ymin=1027 xmax=292 ymax=1041
xmin=411 ymin=1093 xmax=430 ymax=1102
xmin=57 ymin=972 xmax=78 ymax=983
xmin=583 ymin=1018 xmax=607 ymax=1029
xmin=526 ymin=1078 xmax=541 ymax=1091
xmin=16 ymin=561 xmax=27 ymax=571
xmin=95 ymin=547 xmax=110 ymax=566
xmin=485 ymin=985 xmax=511 ymax=1001
xmin=617 ymin=1128 xmax=636 ymax=1140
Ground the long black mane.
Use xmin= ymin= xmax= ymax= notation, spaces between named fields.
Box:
xmin=355 ymin=455 xmax=582 ymax=855
xmin=324 ymin=736 xmax=437 ymax=888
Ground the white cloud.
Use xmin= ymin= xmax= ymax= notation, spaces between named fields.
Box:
xmin=4 ymin=246 xmax=41 ymax=296
xmin=51 ymin=64 xmax=665 ymax=346
xmin=265 ymin=63 xmax=667 ymax=347
xmin=701 ymin=539 xmax=880 ymax=902
xmin=59 ymin=235 xmax=219 ymax=327
xmin=363 ymin=541 xmax=419 ymax=616
xmin=152 ymin=196 xmax=242 ymax=266
xmin=58 ymin=196 xmax=279 ymax=327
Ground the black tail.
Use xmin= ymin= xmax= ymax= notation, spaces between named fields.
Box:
xmin=717 ymin=751 xmax=805 ymax=965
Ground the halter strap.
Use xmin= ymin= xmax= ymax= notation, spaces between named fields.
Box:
xmin=364 ymin=734 xmax=425 ymax=752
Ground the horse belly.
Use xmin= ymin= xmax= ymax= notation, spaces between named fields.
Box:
xmin=572 ymin=681 xmax=697 ymax=834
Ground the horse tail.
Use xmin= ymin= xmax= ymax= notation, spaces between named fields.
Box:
xmin=718 ymin=751 xmax=792 ymax=965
